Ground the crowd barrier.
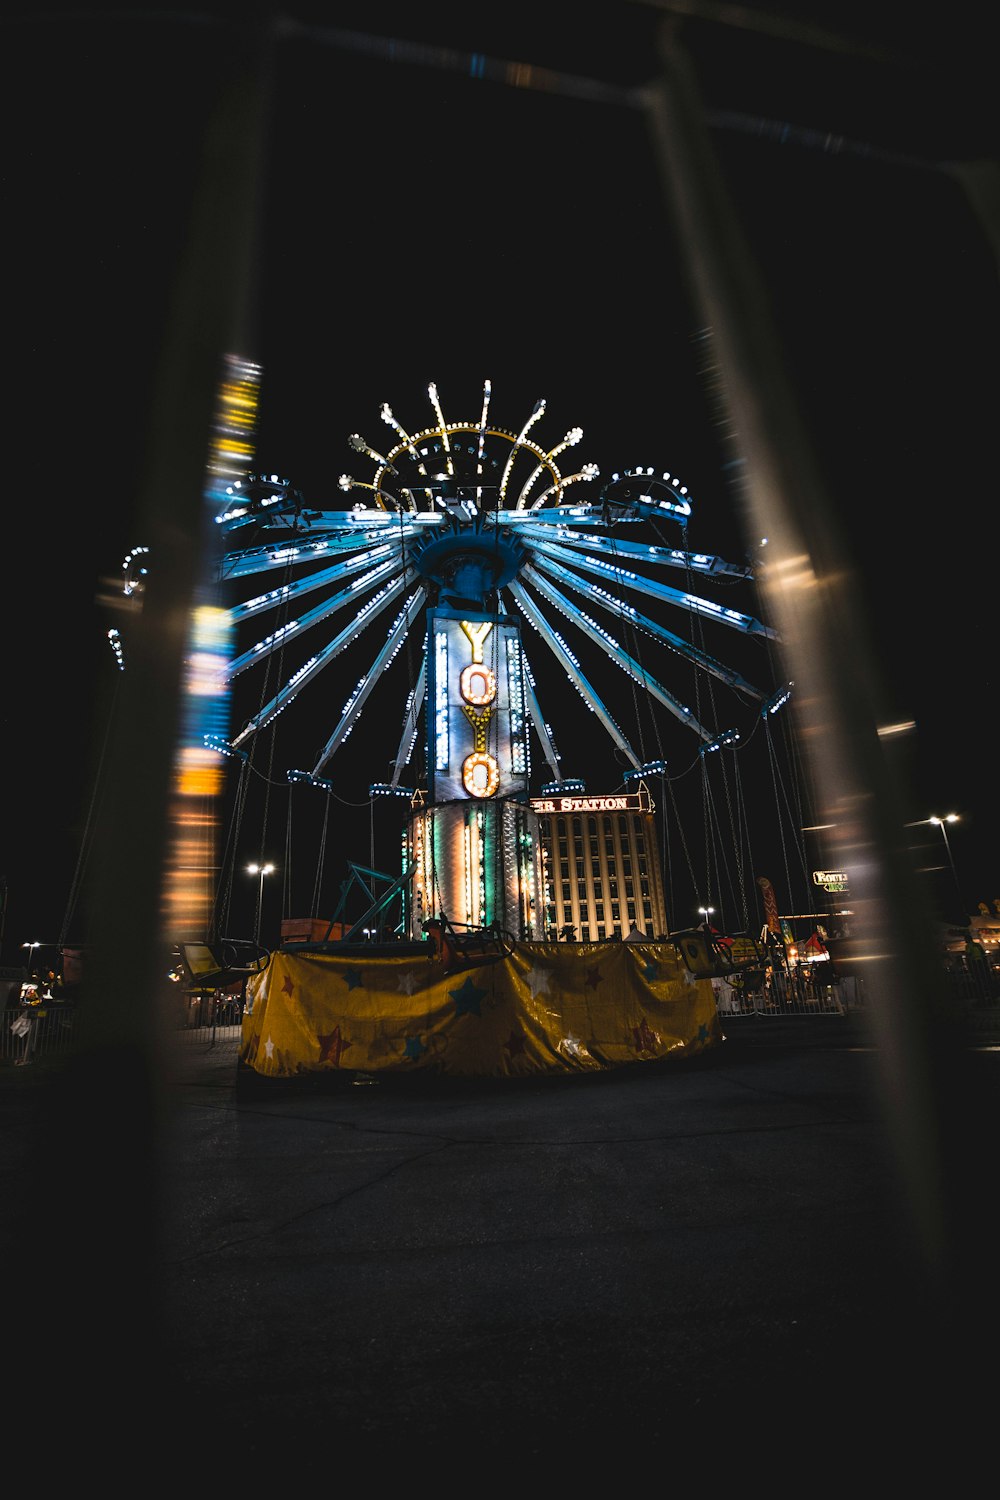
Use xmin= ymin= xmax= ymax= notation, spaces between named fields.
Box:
xmin=3 ymin=962 xmax=996 ymax=1069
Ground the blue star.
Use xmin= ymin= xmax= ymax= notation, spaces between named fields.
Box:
xmin=643 ymin=957 xmax=660 ymax=981
xmin=697 ymin=1023 xmax=710 ymax=1043
xmin=404 ymin=1035 xmax=427 ymax=1060
xmin=342 ymin=968 xmax=364 ymax=991
xmin=451 ymin=975 xmax=487 ymax=1017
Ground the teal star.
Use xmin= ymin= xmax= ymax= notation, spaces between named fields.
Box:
xmin=451 ymin=975 xmax=487 ymax=1017
xmin=697 ymin=1022 xmax=710 ymax=1043
xmin=404 ymin=1034 xmax=428 ymax=1060
xmin=342 ymin=968 xmax=364 ymax=991
xmin=642 ymin=957 xmax=660 ymax=981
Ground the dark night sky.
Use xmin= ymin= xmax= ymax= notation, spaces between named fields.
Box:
xmin=3 ymin=4 xmax=998 ymax=962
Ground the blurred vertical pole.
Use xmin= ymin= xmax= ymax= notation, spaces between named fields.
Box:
xmin=20 ymin=15 xmax=273 ymax=1459
xmin=641 ymin=22 xmax=974 ymax=1366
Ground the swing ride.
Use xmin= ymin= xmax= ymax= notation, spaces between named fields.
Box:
xmin=107 ymin=380 xmax=830 ymax=1078
xmin=211 ymin=382 xmax=804 ymax=935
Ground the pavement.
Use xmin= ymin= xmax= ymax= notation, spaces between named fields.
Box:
xmin=3 ymin=1010 xmax=997 ymax=1484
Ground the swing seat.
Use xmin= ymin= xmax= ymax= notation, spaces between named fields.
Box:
xmin=671 ymin=929 xmax=731 ymax=978
xmin=671 ymin=927 xmax=767 ymax=981
xmin=423 ymin=917 xmax=513 ymax=976
xmin=177 ymin=938 xmax=272 ymax=994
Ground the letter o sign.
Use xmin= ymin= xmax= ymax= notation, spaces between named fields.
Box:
xmin=462 ymin=751 xmax=500 ymax=798
xmin=459 ymin=664 xmax=497 ymax=706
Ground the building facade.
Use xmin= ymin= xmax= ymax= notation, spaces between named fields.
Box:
xmin=531 ymin=782 xmax=669 ymax=941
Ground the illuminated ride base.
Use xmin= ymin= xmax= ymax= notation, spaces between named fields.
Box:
xmin=217 ymin=383 xmax=785 ymax=1079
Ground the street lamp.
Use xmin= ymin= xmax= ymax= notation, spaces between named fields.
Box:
xmin=697 ymin=906 xmax=715 ymax=928
xmin=928 ymin=814 xmax=964 ymax=913
xmin=21 ymin=941 xmax=41 ymax=976
xmin=247 ymin=863 xmax=275 ymax=945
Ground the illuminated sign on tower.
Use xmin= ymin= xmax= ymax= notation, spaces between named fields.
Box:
xmin=408 ymin=605 xmax=543 ymax=940
xmin=425 ymin=607 xmax=530 ymax=804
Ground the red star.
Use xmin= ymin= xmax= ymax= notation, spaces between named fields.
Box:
xmin=318 ymin=1024 xmax=352 ymax=1066
xmin=585 ymin=966 xmax=602 ymax=989
xmin=282 ymin=973 xmax=295 ymax=996
xmin=504 ymin=1029 xmax=527 ymax=1057
xmin=632 ymin=1016 xmax=658 ymax=1054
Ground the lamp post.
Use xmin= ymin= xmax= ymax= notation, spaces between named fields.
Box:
xmin=928 ymin=814 xmax=963 ymax=914
xmin=247 ymin=863 xmax=275 ymax=945
xmin=22 ymin=940 xmax=41 ymax=976
xmin=697 ymin=905 xmax=714 ymax=928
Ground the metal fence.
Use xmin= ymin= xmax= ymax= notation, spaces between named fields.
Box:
xmin=3 ymin=1003 xmax=80 ymax=1066
xmin=1 ymin=1003 xmax=244 ymax=1067
xmin=716 ymin=961 xmax=1000 ymax=1034
xmin=3 ymin=963 xmax=997 ymax=1070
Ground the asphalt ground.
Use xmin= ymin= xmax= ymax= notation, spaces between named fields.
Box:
xmin=3 ymin=1012 xmax=997 ymax=1486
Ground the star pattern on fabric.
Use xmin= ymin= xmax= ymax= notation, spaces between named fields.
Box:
xmin=264 ymin=1035 xmax=275 ymax=1059
xmin=632 ymin=1016 xmax=659 ymax=1054
xmin=525 ymin=964 xmax=551 ymax=998
xmin=585 ymin=965 xmax=602 ymax=990
xmin=681 ymin=967 xmax=698 ymax=987
xmin=451 ymin=975 xmax=487 ymax=1017
xmin=318 ymin=1024 xmax=352 ymax=1066
xmin=697 ymin=1022 xmax=711 ymax=1044
xmin=282 ymin=973 xmax=295 ymax=996
xmin=560 ymin=1034 xmax=589 ymax=1060
xmin=397 ymin=969 xmax=419 ymax=995
xmin=504 ymin=1029 xmax=527 ymax=1057
xmin=342 ymin=968 xmax=364 ymax=991
xmin=404 ymin=1034 xmax=428 ymax=1060
xmin=642 ymin=956 xmax=661 ymax=982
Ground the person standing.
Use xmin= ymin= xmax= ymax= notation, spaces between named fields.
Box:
xmin=11 ymin=981 xmax=39 ymax=1065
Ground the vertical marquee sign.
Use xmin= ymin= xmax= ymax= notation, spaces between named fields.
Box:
xmin=425 ymin=607 xmax=530 ymax=805
xmin=408 ymin=606 xmax=543 ymax=940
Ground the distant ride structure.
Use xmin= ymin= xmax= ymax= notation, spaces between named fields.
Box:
xmin=211 ymin=380 xmax=790 ymax=943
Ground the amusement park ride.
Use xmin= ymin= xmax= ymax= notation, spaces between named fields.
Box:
xmin=133 ymin=380 xmax=824 ymax=1076
xmin=207 ymin=382 xmax=793 ymax=933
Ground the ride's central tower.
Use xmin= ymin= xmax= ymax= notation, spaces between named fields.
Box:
xmin=407 ymin=608 xmax=545 ymax=940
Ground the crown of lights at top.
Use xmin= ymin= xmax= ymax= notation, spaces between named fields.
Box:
xmin=336 ymin=379 xmax=599 ymax=515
